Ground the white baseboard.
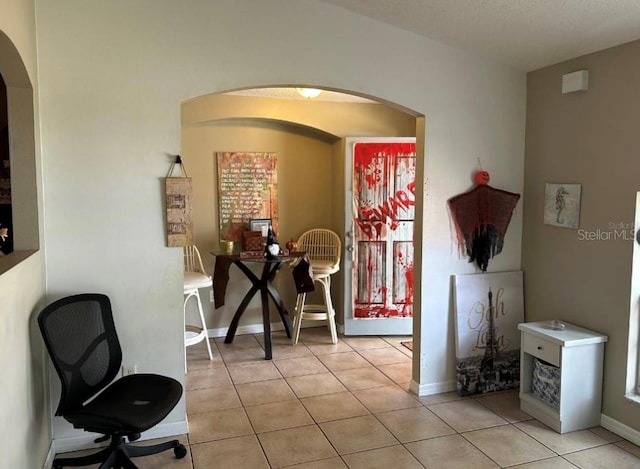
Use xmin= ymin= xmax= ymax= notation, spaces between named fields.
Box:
xmin=208 ymin=321 xmax=319 ymax=338
xmin=51 ymin=419 xmax=189 ymax=455
xmin=601 ymin=413 xmax=640 ymax=446
xmin=410 ymin=379 xmax=457 ymax=396
xmin=43 ymin=441 xmax=55 ymax=469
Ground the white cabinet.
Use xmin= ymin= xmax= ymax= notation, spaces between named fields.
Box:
xmin=518 ymin=321 xmax=607 ymax=434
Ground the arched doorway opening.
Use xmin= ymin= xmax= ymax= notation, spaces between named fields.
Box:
xmin=180 ymin=86 xmax=425 ymax=389
xmin=0 ymin=72 xmax=11 ymax=255
xmin=0 ymin=30 xmax=39 ymax=273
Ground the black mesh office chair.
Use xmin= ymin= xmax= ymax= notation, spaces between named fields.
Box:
xmin=38 ymin=293 xmax=187 ymax=469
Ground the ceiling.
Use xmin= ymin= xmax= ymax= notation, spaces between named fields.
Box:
xmin=229 ymin=1 xmax=640 ymax=102
xmin=316 ymin=0 xmax=640 ymax=72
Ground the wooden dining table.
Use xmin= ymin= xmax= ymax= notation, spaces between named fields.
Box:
xmin=212 ymin=252 xmax=299 ymax=360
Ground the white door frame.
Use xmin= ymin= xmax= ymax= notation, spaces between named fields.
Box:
xmin=343 ymin=137 xmax=416 ymax=336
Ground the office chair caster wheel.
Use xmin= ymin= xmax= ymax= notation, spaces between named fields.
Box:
xmin=174 ymin=443 xmax=187 ymax=459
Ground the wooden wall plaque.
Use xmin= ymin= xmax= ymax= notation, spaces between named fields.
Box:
xmin=165 ymin=177 xmax=193 ymax=247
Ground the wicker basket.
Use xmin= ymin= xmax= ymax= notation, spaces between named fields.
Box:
xmin=531 ymin=357 xmax=560 ymax=409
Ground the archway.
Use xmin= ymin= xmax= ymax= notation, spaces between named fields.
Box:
xmin=180 ymin=86 xmax=426 ymax=390
xmin=0 ymin=30 xmax=39 ymax=273
xmin=0 ymin=72 xmax=11 ymax=255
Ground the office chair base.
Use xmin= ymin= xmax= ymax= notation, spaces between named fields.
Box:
xmin=52 ymin=434 xmax=186 ymax=468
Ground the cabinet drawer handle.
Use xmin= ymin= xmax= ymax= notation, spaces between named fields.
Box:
xmin=537 ymin=346 xmax=543 ymax=350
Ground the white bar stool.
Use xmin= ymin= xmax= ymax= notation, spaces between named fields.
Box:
xmin=292 ymin=229 xmax=341 ymax=345
xmin=183 ymin=245 xmax=213 ymax=372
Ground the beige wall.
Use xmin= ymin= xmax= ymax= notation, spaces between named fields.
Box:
xmin=181 ymin=93 xmax=416 ymax=330
xmin=524 ymin=39 xmax=640 ymax=432
xmin=0 ymin=0 xmax=48 ymax=467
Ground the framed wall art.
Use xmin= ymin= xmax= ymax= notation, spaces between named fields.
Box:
xmin=216 ymin=152 xmax=278 ymax=242
xmin=453 ymin=270 xmax=524 ymax=396
xmin=249 ymin=218 xmax=272 ymax=235
xmin=544 ymin=183 xmax=581 ymax=229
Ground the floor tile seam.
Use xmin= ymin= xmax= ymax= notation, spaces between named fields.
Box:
xmin=319 ymin=363 xmax=373 ymax=373
xmin=240 ymin=431 xmax=273 ymax=469
xmin=469 ymin=392 xmax=515 ymax=415
xmin=187 ymin=430 xmax=260 ymax=449
xmin=314 ymin=415 xmax=401 ymax=459
xmin=613 ymin=440 xmax=640 ymax=458
xmin=283 ymin=375 xmax=351 ymax=398
xmin=230 ymin=374 xmax=287 ymax=386
xmin=512 ymin=421 xmax=614 ymax=456
xmin=271 ymin=355 xmax=331 ymax=370
xmin=556 ymin=455 xmax=580 ymax=468
xmin=252 ymin=419 xmax=317 ymax=435
xmin=334 ymin=440 xmax=401 ymax=457
xmin=298 ymin=396 xmax=372 ymax=425
xmin=354 ymin=348 xmax=412 ymax=368
xmin=186 ymin=383 xmax=234 ymax=392
xmin=589 ymin=427 xmax=624 ymax=443
xmin=371 ymin=403 xmax=456 ymax=432
xmin=186 ymin=402 xmax=245 ymax=416
xmin=356 ymin=345 xmax=407 ymax=358
xmin=457 ymin=423 xmax=527 ymax=468
xmin=187 ymin=424 xmax=256 ymax=446
xmin=237 ymin=402 xmax=266 ymax=439
xmin=278 ymin=455 xmax=350 ymax=469
xmin=305 ymin=349 xmax=356 ymax=357
xmin=371 ymin=407 xmax=458 ymax=445
xmin=400 ymin=442 xmax=433 ymax=469
xmin=224 ymin=357 xmax=282 ymax=367
xmin=499 ymin=455 xmax=577 ymax=468
xmin=387 ymin=337 xmax=413 ymax=346
xmin=335 ymin=382 xmax=398 ymax=393
xmin=236 ymin=364 xmax=295 ymax=468
xmin=216 ymin=348 xmax=268 ymax=358
xmin=341 ymin=443 xmax=427 ymax=468
xmin=460 ymin=422 xmax=560 ymax=467
xmin=423 ymin=396 xmax=511 ymax=424
xmin=237 ymin=395 xmax=300 ymax=408
xmin=276 ymin=369 xmax=331 ymax=379
xmin=234 ymin=375 xmax=300 ymax=405
xmin=359 ymin=407 xmax=407 ymax=446
xmin=187 ymin=381 xmax=237 ymax=390
xmin=353 ymin=343 xmax=394 ymax=352
xmin=374 ymin=367 xmax=410 ymax=385
xmin=555 ymin=441 xmax=629 ymax=457
xmin=463 ymin=394 xmax=521 ymax=426
xmin=349 ymin=386 xmax=423 ymax=415
xmin=256 ymin=423 xmax=339 ymax=468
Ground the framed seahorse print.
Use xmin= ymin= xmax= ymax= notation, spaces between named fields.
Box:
xmin=544 ymin=183 xmax=581 ymax=229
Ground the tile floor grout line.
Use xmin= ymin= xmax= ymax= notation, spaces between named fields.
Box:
xmin=182 ymin=331 xmax=640 ymax=469
xmin=459 ymin=421 xmax=556 ymax=468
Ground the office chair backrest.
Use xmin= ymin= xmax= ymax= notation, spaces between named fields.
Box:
xmin=38 ymin=293 xmax=122 ymax=416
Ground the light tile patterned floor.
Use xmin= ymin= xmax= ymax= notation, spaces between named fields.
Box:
xmin=58 ymin=327 xmax=640 ymax=468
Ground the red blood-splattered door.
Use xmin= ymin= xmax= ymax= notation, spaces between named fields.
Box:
xmin=343 ymin=138 xmax=416 ymax=335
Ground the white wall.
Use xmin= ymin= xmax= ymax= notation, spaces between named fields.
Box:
xmin=36 ymin=0 xmax=526 ymax=443
xmin=0 ymin=1 xmax=48 ymax=467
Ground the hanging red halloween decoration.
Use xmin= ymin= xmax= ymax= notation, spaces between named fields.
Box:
xmin=448 ymin=171 xmax=520 ymax=272
xmin=473 ymin=170 xmax=491 ymax=186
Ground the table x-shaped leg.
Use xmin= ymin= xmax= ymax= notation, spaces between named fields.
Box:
xmin=224 ymin=259 xmax=292 ymax=359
